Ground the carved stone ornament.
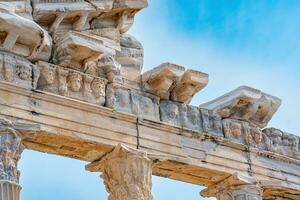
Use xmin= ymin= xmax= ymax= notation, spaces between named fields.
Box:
xmin=142 ymin=63 xmax=185 ymax=100
xmin=0 ymin=51 xmax=40 ymax=89
xmin=201 ymin=173 xmax=262 ymax=200
xmin=86 ymin=144 xmax=153 ymax=200
xmin=170 ymin=69 xmax=208 ymax=104
xmin=200 ymin=86 xmax=282 ymax=128
xmin=37 ymin=61 xmax=107 ymax=106
xmin=0 ymin=2 xmax=52 ymax=62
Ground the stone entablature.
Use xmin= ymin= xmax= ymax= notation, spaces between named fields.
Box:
xmin=0 ymin=1 xmax=299 ymax=200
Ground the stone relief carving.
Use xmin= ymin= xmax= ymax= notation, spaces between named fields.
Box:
xmin=0 ymin=2 xmax=52 ymax=61
xmin=263 ymin=128 xmax=300 ymax=157
xmin=0 ymin=51 xmax=40 ymax=89
xmin=116 ymin=34 xmax=144 ymax=82
xmin=106 ymin=83 xmax=159 ymax=121
xmin=200 ymin=86 xmax=281 ymax=128
xmin=222 ymin=119 xmax=263 ymax=146
xmin=200 ymin=108 xmax=223 ymax=137
xmin=159 ymin=100 xmax=181 ymax=126
xmin=37 ymin=61 xmax=107 ymax=106
xmin=86 ymin=144 xmax=153 ymax=200
xmin=179 ymin=104 xmax=203 ymax=132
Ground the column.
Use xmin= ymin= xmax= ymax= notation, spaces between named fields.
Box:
xmin=86 ymin=144 xmax=153 ymax=200
xmin=0 ymin=119 xmax=24 ymax=200
xmin=201 ymin=173 xmax=262 ymax=200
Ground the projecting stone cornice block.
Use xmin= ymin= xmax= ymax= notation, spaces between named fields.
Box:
xmin=200 ymin=86 xmax=282 ymax=128
xmin=0 ymin=3 xmax=52 ymax=62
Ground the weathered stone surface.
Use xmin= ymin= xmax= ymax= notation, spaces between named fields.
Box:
xmin=0 ymin=51 xmax=40 ymax=89
xmin=142 ymin=63 xmax=185 ymax=100
xmin=86 ymin=144 xmax=153 ymax=200
xmin=32 ymin=0 xmax=114 ymax=34
xmin=171 ymin=69 xmax=208 ymax=104
xmin=116 ymin=34 xmax=143 ymax=82
xmin=222 ymin=118 xmax=263 ymax=147
xmin=200 ymin=86 xmax=282 ymax=128
xmin=37 ymin=61 xmax=107 ymax=106
xmin=0 ymin=2 xmax=52 ymax=61
xmin=263 ymin=128 xmax=300 ymax=157
xmin=201 ymin=173 xmax=262 ymax=200
xmin=53 ymin=31 xmax=117 ymax=71
xmin=106 ymin=83 xmax=159 ymax=121
xmin=160 ymin=101 xmax=222 ymax=135
xmin=91 ymin=0 xmax=148 ymax=33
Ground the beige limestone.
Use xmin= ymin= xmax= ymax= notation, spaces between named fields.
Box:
xmin=200 ymin=86 xmax=282 ymax=128
xmin=86 ymin=144 xmax=153 ymax=200
xmin=0 ymin=1 xmax=298 ymax=199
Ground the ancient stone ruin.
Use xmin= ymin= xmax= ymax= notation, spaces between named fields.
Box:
xmin=0 ymin=1 xmax=299 ymax=200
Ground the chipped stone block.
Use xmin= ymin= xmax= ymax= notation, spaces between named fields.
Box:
xmin=53 ymin=31 xmax=117 ymax=72
xmin=131 ymin=91 xmax=159 ymax=121
xmin=0 ymin=4 xmax=52 ymax=61
xmin=105 ymin=83 xmax=133 ymax=114
xmin=159 ymin=100 xmax=181 ymax=126
xmin=0 ymin=51 xmax=40 ymax=89
xmin=113 ymin=0 xmax=148 ymax=10
xmin=97 ymin=55 xmax=122 ymax=83
xmin=179 ymin=104 xmax=203 ymax=132
xmin=200 ymin=109 xmax=223 ymax=137
xmin=142 ymin=63 xmax=185 ymax=100
xmin=32 ymin=0 xmax=114 ymax=34
xmin=106 ymin=83 xmax=159 ymax=120
xmin=263 ymin=128 xmax=299 ymax=156
xmin=222 ymin=118 xmax=263 ymax=146
xmin=37 ymin=61 xmax=107 ymax=106
xmin=116 ymin=34 xmax=144 ymax=82
xmin=200 ymin=86 xmax=281 ymax=128
xmin=171 ymin=69 xmax=208 ymax=104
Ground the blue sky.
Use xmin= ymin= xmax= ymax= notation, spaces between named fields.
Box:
xmin=19 ymin=1 xmax=300 ymax=200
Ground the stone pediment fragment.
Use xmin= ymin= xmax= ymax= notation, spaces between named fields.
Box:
xmin=53 ymin=31 xmax=117 ymax=71
xmin=142 ymin=63 xmax=185 ymax=100
xmin=0 ymin=4 xmax=52 ymax=61
xmin=0 ymin=51 xmax=40 ymax=89
xmin=170 ymin=69 xmax=208 ymax=104
xmin=200 ymin=86 xmax=281 ymax=128
xmin=37 ymin=61 xmax=107 ymax=106
xmin=116 ymin=34 xmax=144 ymax=82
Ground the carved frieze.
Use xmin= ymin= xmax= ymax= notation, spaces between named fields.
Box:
xmin=200 ymin=108 xmax=223 ymax=137
xmin=263 ymin=128 xmax=300 ymax=157
xmin=200 ymin=86 xmax=282 ymax=128
xmin=37 ymin=61 xmax=107 ymax=106
xmin=222 ymin=118 xmax=263 ymax=146
xmin=106 ymin=83 xmax=159 ymax=121
xmin=171 ymin=69 xmax=208 ymax=104
xmin=116 ymin=34 xmax=144 ymax=82
xmin=0 ymin=51 xmax=40 ymax=89
xmin=159 ymin=100 xmax=181 ymax=126
xmin=0 ymin=3 xmax=52 ymax=61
